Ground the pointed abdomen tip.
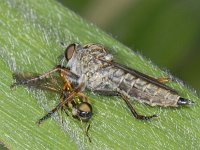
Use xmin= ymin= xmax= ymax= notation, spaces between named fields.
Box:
xmin=177 ymin=97 xmax=194 ymax=106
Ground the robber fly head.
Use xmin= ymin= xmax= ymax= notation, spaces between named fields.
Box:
xmin=72 ymin=102 xmax=93 ymax=122
xmin=65 ymin=43 xmax=113 ymax=76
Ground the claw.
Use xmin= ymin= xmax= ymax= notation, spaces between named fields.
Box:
xmin=177 ymin=97 xmax=194 ymax=106
xmin=136 ymin=114 xmax=158 ymax=121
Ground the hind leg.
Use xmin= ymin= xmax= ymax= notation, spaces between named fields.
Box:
xmin=93 ymin=89 xmax=158 ymax=121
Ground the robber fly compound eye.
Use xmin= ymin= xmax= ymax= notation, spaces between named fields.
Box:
xmin=65 ymin=43 xmax=76 ymax=61
xmin=77 ymin=102 xmax=92 ymax=122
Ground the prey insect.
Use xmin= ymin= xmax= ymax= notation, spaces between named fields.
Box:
xmin=11 ymin=43 xmax=194 ymax=138
xmin=11 ymin=68 xmax=92 ymax=142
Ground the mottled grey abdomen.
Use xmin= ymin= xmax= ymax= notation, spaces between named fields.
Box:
xmin=108 ymin=67 xmax=179 ymax=107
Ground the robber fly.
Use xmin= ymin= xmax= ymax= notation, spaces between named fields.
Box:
xmin=64 ymin=43 xmax=193 ymax=119
xmin=12 ymin=43 xmax=194 ymax=130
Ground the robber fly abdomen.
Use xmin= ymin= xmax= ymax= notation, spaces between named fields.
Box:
xmin=109 ymin=68 xmax=179 ymax=107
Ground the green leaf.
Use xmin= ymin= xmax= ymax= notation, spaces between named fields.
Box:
xmin=0 ymin=0 xmax=199 ymax=149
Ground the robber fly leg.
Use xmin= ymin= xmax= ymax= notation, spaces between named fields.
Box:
xmin=120 ymin=94 xmax=158 ymax=121
xmin=93 ymin=89 xmax=157 ymax=120
xmin=93 ymin=89 xmax=119 ymax=96
xmin=157 ymin=77 xmax=171 ymax=84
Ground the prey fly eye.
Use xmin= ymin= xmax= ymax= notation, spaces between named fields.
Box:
xmin=77 ymin=102 xmax=92 ymax=122
xmin=65 ymin=43 xmax=76 ymax=61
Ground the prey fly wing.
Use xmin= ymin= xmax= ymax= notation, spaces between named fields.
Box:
xmin=12 ymin=72 xmax=64 ymax=93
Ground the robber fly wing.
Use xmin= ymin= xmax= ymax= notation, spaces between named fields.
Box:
xmin=111 ymin=61 xmax=178 ymax=94
xmin=13 ymin=72 xmax=63 ymax=93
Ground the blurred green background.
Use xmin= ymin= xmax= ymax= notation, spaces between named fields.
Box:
xmin=58 ymin=0 xmax=200 ymax=92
